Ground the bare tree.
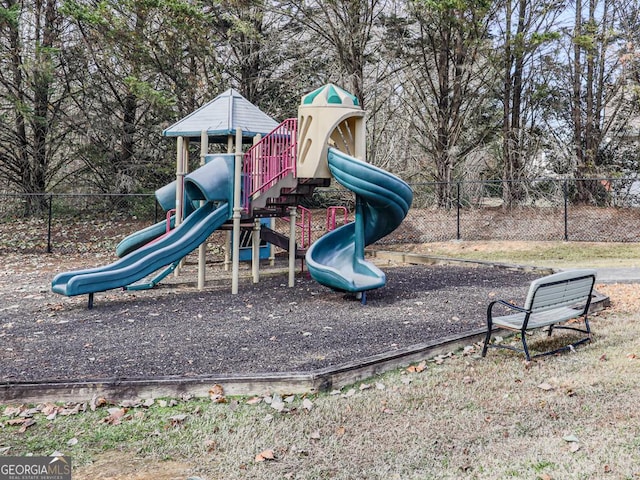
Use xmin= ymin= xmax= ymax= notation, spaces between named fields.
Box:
xmin=0 ymin=0 xmax=73 ymax=211
xmin=494 ymin=0 xmax=565 ymax=206
xmin=393 ymin=0 xmax=497 ymax=207
xmin=560 ymin=0 xmax=630 ymax=201
xmin=280 ymin=0 xmax=383 ymax=108
xmin=62 ymin=0 xmax=221 ymax=193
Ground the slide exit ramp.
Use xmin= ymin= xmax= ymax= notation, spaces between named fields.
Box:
xmin=51 ymin=155 xmax=234 ymax=306
xmin=305 ymin=147 xmax=413 ymax=294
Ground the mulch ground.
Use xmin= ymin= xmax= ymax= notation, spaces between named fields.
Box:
xmin=0 ymin=254 xmax=544 ymax=384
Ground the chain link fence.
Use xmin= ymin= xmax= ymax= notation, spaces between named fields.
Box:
xmin=0 ymin=193 xmax=158 ymax=254
xmin=1 ymin=177 xmax=639 ymax=255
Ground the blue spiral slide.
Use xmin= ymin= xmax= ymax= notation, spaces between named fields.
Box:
xmin=51 ymin=155 xmax=234 ymax=302
xmin=305 ymin=147 xmax=413 ymax=293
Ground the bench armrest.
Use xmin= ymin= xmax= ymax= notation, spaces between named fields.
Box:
xmin=488 ymin=299 xmax=528 ymax=318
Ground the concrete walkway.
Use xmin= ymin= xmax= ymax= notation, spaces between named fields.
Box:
xmin=594 ymin=267 xmax=640 ymax=284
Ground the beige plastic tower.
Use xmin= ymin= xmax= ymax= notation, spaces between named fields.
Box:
xmin=296 ymin=84 xmax=366 ymax=179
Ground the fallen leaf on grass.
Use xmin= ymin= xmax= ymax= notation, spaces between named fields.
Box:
xmin=246 ymin=397 xmax=262 ymax=405
xmin=40 ymin=403 xmax=57 ymax=416
xmin=462 ymin=345 xmax=475 ymax=355
xmin=341 ymin=388 xmax=356 ymax=398
xmin=209 ymin=384 xmax=226 ymax=403
xmin=270 ymin=393 xmax=285 ymax=412
xmin=101 ymin=408 xmax=127 ymax=425
xmin=537 ymin=382 xmax=554 ymax=391
xmin=90 ymin=395 xmax=107 ymax=412
xmin=204 ymin=439 xmax=217 ymax=453
xmin=255 ymin=449 xmax=275 ymax=462
xmin=563 ymin=434 xmax=579 ymax=443
xmin=3 ymin=406 xmax=24 ymax=417
xmin=18 ymin=419 xmax=36 ymax=433
xmin=59 ymin=403 xmax=84 ymax=416
xmin=406 ymin=362 xmax=426 ymax=373
xmin=169 ymin=414 xmax=188 ymax=427
xmin=302 ymin=398 xmax=314 ymax=411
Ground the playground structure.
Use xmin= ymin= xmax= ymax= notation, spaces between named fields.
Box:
xmin=51 ymin=84 xmax=413 ymax=307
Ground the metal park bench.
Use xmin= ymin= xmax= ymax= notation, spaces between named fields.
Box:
xmin=481 ymin=269 xmax=597 ymax=361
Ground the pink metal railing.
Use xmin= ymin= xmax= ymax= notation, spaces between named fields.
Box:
xmin=242 ymin=118 xmax=297 ymax=210
xmin=326 ymin=206 xmax=349 ymax=232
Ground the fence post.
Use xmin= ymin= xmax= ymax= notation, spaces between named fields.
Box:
xmin=563 ymin=180 xmax=569 ymax=241
xmin=47 ymin=194 xmax=53 ymax=253
xmin=456 ymin=182 xmax=461 ymax=240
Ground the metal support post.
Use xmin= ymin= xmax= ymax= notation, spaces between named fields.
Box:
xmin=288 ymin=206 xmax=297 ymax=287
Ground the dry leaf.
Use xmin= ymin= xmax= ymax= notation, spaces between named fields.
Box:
xmin=41 ymin=403 xmax=58 ymax=416
xmin=18 ymin=419 xmax=36 ymax=433
xmin=209 ymin=384 xmax=226 ymax=403
xmin=407 ymin=362 xmax=426 ymax=373
xmin=59 ymin=403 xmax=83 ymax=416
xmin=255 ymin=449 xmax=275 ymax=462
xmin=537 ymin=382 xmax=554 ymax=391
xmin=246 ymin=397 xmax=262 ymax=405
xmin=90 ymin=396 xmax=107 ymax=412
xmin=342 ymin=389 xmax=356 ymax=398
xmin=3 ymin=406 xmax=23 ymax=417
xmin=101 ymin=408 xmax=127 ymax=425
xmin=204 ymin=439 xmax=217 ymax=453
xmin=7 ymin=418 xmax=28 ymax=426
xmin=169 ymin=414 xmax=188 ymax=427
xmin=335 ymin=426 xmax=346 ymax=437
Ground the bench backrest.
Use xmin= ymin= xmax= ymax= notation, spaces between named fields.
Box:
xmin=524 ymin=269 xmax=597 ymax=313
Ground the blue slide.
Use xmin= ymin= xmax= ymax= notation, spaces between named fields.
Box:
xmin=52 ymin=155 xmax=234 ymax=299
xmin=115 ymin=180 xmax=183 ymax=257
xmin=115 ymin=215 xmax=176 ymax=257
xmin=305 ymin=147 xmax=413 ymax=293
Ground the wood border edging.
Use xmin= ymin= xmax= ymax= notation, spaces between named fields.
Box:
xmin=0 ymin=255 xmax=610 ymax=404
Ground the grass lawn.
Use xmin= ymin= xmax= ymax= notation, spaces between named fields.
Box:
xmin=397 ymin=240 xmax=640 ymax=269
xmin=1 ymin=242 xmax=639 ymax=479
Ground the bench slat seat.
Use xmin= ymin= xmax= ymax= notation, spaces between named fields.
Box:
xmin=492 ymin=306 xmax=584 ymax=331
xmin=482 ymin=269 xmax=597 ymax=361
